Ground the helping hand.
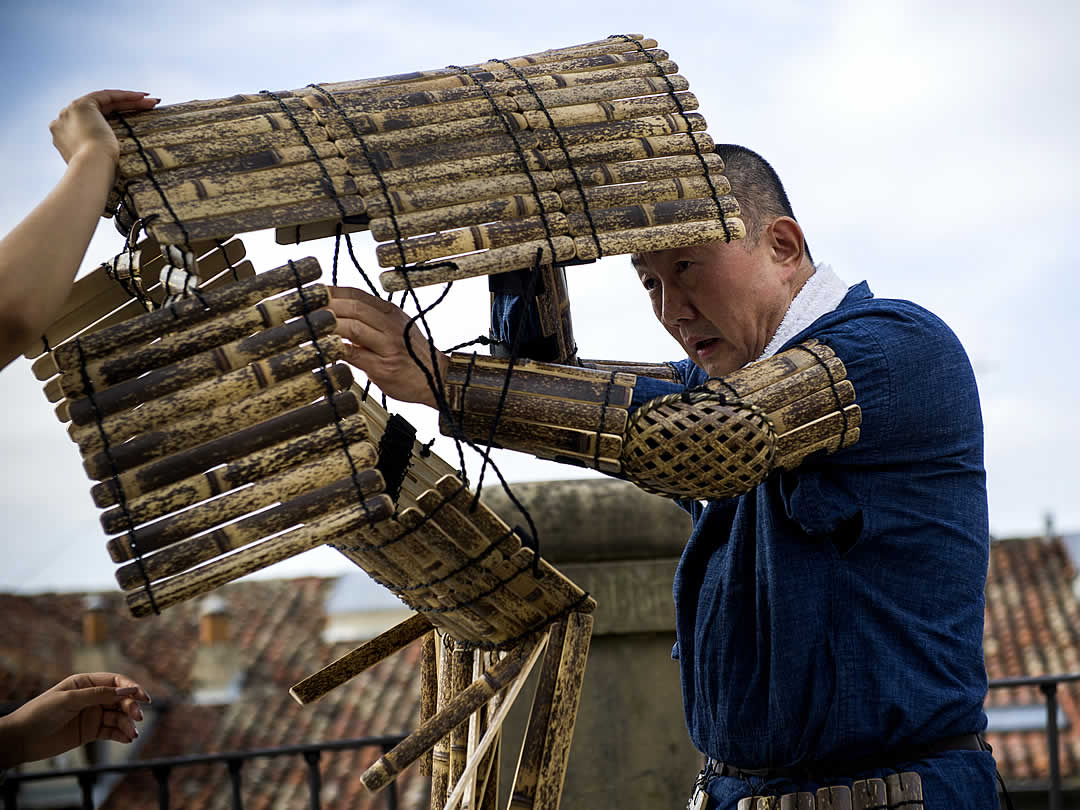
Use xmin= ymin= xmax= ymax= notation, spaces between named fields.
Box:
xmin=329 ymin=287 xmax=450 ymax=409
xmin=50 ymin=90 xmax=159 ymax=166
xmin=0 ymin=672 xmax=151 ymax=768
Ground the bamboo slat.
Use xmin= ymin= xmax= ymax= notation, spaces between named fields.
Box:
xmin=114 ymin=470 xmax=385 ymax=591
xmin=420 ymin=631 xmax=438 ymax=777
xmin=41 ymin=260 xmax=257 ymax=401
xmin=360 ymin=639 xmax=535 ymax=794
xmin=90 ymin=391 xmax=360 ymax=507
xmin=66 ymin=309 xmax=338 ymax=426
xmin=124 ymin=497 xmax=393 ymax=618
xmin=82 ymin=362 xmax=353 ymax=481
xmin=288 ymin=613 xmax=433 ymax=705
xmin=98 ymin=412 xmax=370 ymax=529
xmin=50 ymin=257 xmax=321 ymax=369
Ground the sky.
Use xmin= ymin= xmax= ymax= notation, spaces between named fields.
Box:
xmin=0 ymin=0 xmax=1077 ymax=595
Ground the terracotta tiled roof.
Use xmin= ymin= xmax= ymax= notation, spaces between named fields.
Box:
xmin=1 ymin=577 xmax=426 ymax=809
xmin=984 ymin=537 xmax=1080 ymax=788
xmin=6 ymin=535 xmax=1080 ymax=802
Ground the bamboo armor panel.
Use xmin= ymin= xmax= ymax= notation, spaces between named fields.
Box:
xmin=107 ymin=34 xmax=745 ymax=291
xmin=26 ymin=247 xmax=394 ymax=617
xmin=27 ymin=246 xmax=599 ymax=810
xmin=441 ymin=340 xmax=862 ymax=500
xmin=26 ymin=241 xmax=594 ymax=651
xmin=336 ymin=392 xmax=596 ymax=648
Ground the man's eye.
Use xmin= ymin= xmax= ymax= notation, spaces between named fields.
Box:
xmin=641 ymin=277 xmax=658 ymax=291
xmin=675 ymin=260 xmax=693 ymax=272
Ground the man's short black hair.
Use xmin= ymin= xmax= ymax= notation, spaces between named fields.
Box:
xmin=715 ymin=144 xmax=813 ymax=266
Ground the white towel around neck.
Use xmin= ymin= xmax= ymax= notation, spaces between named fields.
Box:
xmin=756 ymin=263 xmax=849 ymax=363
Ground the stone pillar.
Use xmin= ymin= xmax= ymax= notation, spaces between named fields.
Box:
xmin=481 ymin=478 xmax=700 ymax=810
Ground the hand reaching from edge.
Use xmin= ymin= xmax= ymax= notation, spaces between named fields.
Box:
xmin=0 ymin=672 xmax=151 ymax=768
xmin=50 ymin=90 xmax=159 ymax=166
xmin=329 ymin=287 xmax=450 ymax=409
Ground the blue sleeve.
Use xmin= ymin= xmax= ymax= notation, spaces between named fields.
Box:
xmin=776 ymin=301 xmax=984 ymax=544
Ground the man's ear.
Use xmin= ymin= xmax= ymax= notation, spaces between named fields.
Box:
xmin=766 ymin=217 xmax=806 ymax=271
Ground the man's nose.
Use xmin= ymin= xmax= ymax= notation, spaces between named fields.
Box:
xmin=661 ymin=284 xmax=695 ymax=326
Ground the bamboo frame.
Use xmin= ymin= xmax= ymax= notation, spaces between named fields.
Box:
xmin=105 ymin=34 xmax=744 ymax=288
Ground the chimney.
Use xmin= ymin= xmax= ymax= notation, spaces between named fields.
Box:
xmin=83 ymin=595 xmax=107 ymax=644
xmin=191 ymin=595 xmax=244 ymax=704
xmin=199 ymin=594 xmax=230 ymax=644
xmin=74 ymin=595 xmax=122 ymax=674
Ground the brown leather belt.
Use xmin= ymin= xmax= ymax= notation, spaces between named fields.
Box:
xmin=706 ymin=733 xmax=988 ymax=781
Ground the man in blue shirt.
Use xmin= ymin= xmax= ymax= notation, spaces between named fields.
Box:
xmin=329 ymin=145 xmax=998 ymax=809
xmin=630 ymin=145 xmax=997 ymax=809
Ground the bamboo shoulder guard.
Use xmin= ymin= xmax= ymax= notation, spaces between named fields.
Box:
xmin=440 ymin=340 xmax=861 ymax=500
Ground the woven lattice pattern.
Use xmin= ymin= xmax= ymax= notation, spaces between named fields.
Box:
xmin=621 ymin=391 xmax=776 ymax=499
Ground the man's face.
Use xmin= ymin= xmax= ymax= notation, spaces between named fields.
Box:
xmin=634 ymin=237 xmax=795 ymax=377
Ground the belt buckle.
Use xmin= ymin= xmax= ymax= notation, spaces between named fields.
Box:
xmin=688 ymin=786 xmax=708 ymax=810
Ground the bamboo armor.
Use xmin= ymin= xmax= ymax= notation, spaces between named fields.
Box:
xmin=106 ymin=34 xmax=746 ymax=292
xmin=26 ymin=240 xmax=599 ymax=810
xmin=440 ymin=340 xmax=862 ymax=500
xmin=733 ymin=772 xmax=923 ymax=810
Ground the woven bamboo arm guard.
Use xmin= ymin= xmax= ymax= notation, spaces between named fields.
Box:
xmin=440 ymin=340 xmax=861 ymax=500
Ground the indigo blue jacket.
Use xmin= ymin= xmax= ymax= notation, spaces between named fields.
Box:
xmin=636 ymin=282 xmax=996 ymax=809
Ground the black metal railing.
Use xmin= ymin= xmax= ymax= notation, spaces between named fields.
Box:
xmin=988 ymin=672 xmax=1080 ymax=810
xmin=4 ymin=676 xmax=1078 ymax=810
xmin=1 ymin=733 xmax=408 ymax=810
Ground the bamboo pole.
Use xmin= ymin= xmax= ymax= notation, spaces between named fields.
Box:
xmin=533 ymin=612 xmax=592 ymax=810
xmin=98 ymin=412 xmax=370 ymax=526
xmin=431 ymin=636 xmax=453 ymax=809
xmin=573 ymin=218 xmax=747 ymax=262
xmin=124 ymin=496 xmax=392 ymax=617
xmin=82 ymin=362 xmax=353 ymax=481
xmin=509 ymin=621 xmax=566 ymax=810
xmin=361 ymin=639 xmax=535 ymax=794
xmin=420 ymin=631 xmax=438 ymax=777
xmin=288 ymin=612 xmax=433 ymax=705
xmin=449 ymin=645 xmax=475 ymax=789
xmin=89 ymin=390 xmax=360 ymax=507
xmin=71 ymin=336 xmax=346 ymax=454
xmin=49 ymin=257 xmax=321 ymax=370
xmin=113 ymin=470 xmax=385 ymax=591
xmin=104 ymin=440 xmax=377 ymax=557
xmin=380 ymin=236 xmax=574 ymax=291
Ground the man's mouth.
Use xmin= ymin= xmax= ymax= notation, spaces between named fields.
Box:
xmin=694 ymin=338 xmax=719 ymax=355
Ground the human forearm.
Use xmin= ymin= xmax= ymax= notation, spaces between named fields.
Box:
xmin=440 ymin=341 xmax=862 ymax=499
xmin=0 ymin=148 xmax=115 ymax=367
xmin=0 ymin=711 xmax=26 ymax=768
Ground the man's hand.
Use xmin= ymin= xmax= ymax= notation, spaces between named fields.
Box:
xmin=0 ymin=673 xmax=151 ymax=768
xmin=329 ymin=287 xmax=450 ymax=409
xmin=50 ymin=90 xmax=159 ymax=166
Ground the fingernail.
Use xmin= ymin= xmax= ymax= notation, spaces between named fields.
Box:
xmin=115 ymin=687 xmax=138 ymax=696
xmin=133 ymin=726 xmax=139 ymax=738
xmin=135 ymin=707 xmax=144 ymax=721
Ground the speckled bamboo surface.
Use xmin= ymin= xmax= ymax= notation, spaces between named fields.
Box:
xmin=24 ymin=248 xmax=394 ymax=617
xmin=107 ymin=34 xmax=744 ymax=291
xmin=333 ymin=390 xmax=596 ymax=650
xmin=26 ymin=243 xmax=593 ymax=660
